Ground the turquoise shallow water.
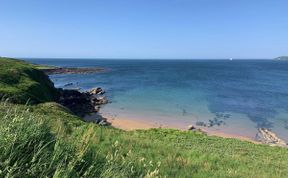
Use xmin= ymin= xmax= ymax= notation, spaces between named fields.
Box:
xmin=25 ymin=59 xmax=288 ymax=141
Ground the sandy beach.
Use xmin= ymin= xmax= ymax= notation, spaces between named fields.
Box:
xmin=101 ymin=114 xmax=260 ymax=144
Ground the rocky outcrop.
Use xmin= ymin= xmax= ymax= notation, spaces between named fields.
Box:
xmin=57 ymin=87 xmax=108 ymax=118
xmin=89 ymin=87 xmax=105 ymax=95
xmin=90 ymin=95 xmax=108 ymax=105
xmin=42 ymin=67 xmax=106 ymax=75
xmin=256 ymin=128 xmax=287 ymax=147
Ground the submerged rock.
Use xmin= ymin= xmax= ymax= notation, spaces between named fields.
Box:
xmin=64 ymin=82 xmax=73 ymax=87
xmin=196 ymin=121 xmax=207 ymax=127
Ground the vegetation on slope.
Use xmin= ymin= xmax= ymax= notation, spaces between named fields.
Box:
xmin=0 ymin=57 xmax=59 ymax=104
xmin=1 ymin=58 xmax=288 ymax=177
xmin=0 ymin=102 xmax=162 ymax=177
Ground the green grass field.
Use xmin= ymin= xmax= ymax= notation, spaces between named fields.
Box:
xmin=1 ymin=57 xmax=288 ymax=178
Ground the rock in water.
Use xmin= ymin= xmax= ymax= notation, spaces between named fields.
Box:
xmin=89 ymin=87 xmax=105 ymax=95
xmin=64 ymin=82 xmax=73 ymax=87
xmin=96 ymin=96 xmax=108 ymax=104
xmin=256 ymin=128 xmax=287 ymax=147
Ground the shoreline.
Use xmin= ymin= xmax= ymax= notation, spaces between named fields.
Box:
xmin=41 ymin=65 xmax=285 ymax=146
xmin=102 ymin=114 xmax=260 ymax=144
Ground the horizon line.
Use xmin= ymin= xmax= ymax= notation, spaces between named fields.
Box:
xmin=14 ymin=57 xmax=273 ymax=60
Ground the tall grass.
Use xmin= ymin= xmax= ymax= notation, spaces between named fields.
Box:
xmin=0 ymin=102 xmax=163 ymax=178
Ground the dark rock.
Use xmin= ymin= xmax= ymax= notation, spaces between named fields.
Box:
xmin=42 ymin=67 xmax=106 ymax=75
xmin=98 ymin=120 xmax=110 ymax=126
xmin=188 ymin=125 xmax=196 ymax=130
xmin=93 ymin=117 xmax=103 ymax=124
xmin=89 ymin=87 xmax=105 ymax=95
xmin=90 ymin=96 xmax=108 ymax=105
xmin=95 ymin=96 xmax=108 ymax=105
xmin=196 ymin=121 xmax=207 ymax=127
xmin=64 ymin=82 xmax=73 ymax=87
xmin=94 ymin=106 xmax=101 ymax=112
xmin=57 ymin=87 xmax=108 ymax=118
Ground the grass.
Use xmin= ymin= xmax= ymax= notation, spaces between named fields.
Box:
xmin=0 ymin=57 xmax=59 ymax=104
xmin=32 ymin=64 xmax=58 ymax=70
xmin=1 ymin=57 xmax=288 ymax=177
xmin=0 ymin=102 xmax=162 ymax=178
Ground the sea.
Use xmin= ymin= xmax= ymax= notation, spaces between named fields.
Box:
xmin=24 ymin=59 xmax=288 ymax=141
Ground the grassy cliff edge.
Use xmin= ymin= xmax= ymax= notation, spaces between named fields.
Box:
xmin=0 ymin=57 xmax=59 ymax=103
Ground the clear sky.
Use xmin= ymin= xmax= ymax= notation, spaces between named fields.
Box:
xmin=0 ymin=0 xmax=287 ymax=59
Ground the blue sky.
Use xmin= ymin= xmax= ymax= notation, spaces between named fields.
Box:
xmin=0 ymin=0 xmax=287 ymax=59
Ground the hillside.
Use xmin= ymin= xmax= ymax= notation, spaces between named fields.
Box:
xmin=0 ymin=57 xmax=59 ymax=103
xmin=1 ymin=58 xmax=288 ymax=177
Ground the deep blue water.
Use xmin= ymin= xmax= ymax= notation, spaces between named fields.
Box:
xmin=24 ymin=59 xmax=288 ymax=140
